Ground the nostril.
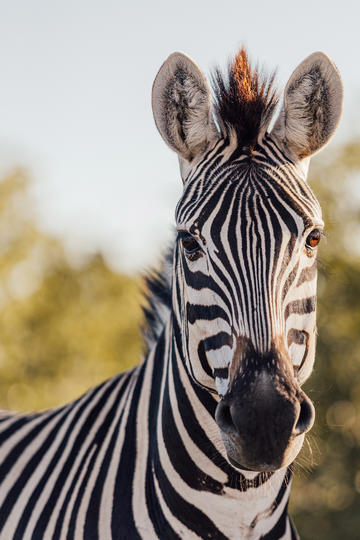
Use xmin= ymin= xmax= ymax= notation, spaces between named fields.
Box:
xmin=215 ymin=401 xmax=236 ymax=435
xmin=294 ymin=396 xmax=315 ymax=435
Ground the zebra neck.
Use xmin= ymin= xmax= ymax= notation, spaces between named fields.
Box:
xmin=142 ymin=316 xmax=294 ymax=538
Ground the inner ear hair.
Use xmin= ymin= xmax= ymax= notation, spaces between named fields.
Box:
xmin=152 ymin=52 xmax=218 ymax=162
xmin=272 ymin=52 xmax=343 ymax=160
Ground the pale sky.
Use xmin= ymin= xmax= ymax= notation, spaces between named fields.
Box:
xmin=0 ymin=1 xmax=359 ymax=271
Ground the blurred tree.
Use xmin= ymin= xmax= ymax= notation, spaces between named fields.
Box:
xmin=0 ymin=170 xmax=143 ymax=411
xmin=290 ymin=142 xmax=360 ymax=539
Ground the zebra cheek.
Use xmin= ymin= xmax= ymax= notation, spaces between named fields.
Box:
xmin=185 ymin=326 xmax=217 ymax=391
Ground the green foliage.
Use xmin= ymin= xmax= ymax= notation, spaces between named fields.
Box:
xmin=289 ymin=142 xmax=360 ymax=539
xmin=0 ymin=144 xmax=359 ymax=537
xmin=0 ymin=171 xmax=143 ymax=411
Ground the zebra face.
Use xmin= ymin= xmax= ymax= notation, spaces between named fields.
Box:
xmin=152 ymin=48 xmax=343 ymax=471
xmin=176 ymin=153 xmax=322 ymax=388
xmin=175 ymin=152 xmax=321 ymax=470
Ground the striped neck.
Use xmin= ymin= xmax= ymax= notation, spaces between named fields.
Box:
xmin=143 ymin=313 xmax=294 ymax=538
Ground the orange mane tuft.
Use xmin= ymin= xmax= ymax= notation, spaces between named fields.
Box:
xmin=212 ymin=47 xmax=278 ymax=149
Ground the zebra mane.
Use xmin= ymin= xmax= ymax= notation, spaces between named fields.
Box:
xmin=212 ymin=47 xmax=279 ymax=148
xmin=142 ymin=246 xmax=173 ymax=351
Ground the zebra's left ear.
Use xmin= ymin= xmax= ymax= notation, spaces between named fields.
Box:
xmin=152 ymin=52 xmax=218 ymax=162
xmin=271 ymin=52 xmax=343 ymax=159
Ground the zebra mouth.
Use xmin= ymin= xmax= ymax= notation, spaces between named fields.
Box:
xmin=224 ymin=441 xmax=283 ymax=472
xmin=219 ymin=424 xmax=307 ymax=473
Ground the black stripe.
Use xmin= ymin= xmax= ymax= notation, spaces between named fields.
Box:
xmin=213 ymin=368 xmax=229 ymax=379
xmin=186 ymin=303 xmax=229 ymax=324
xmin=197 ymin=340 xmax=214 ymax=378
xmin=260 ymin=501 xmax=289 ymax=539
xmin=297 ymin=260 xmax=317 ymax=286
xmin=202 ymin=332 xmax=233 ymax=352
xmin=285 ymin=296 xmax=316 ymax=319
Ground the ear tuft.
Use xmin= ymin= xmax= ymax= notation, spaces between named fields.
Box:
xmin=152 ymin=53 xmax=218 ymax=161
xmin=272 ymin=52 xmax=343 ymax=159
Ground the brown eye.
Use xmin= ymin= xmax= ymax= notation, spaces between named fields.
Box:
xmin=306 ymin=229 xmax=321 ymax=249
xmin=180 ymin=234 xmax=202 ymax=260
xmin=182 ymin=235 xmax=200 ymax=254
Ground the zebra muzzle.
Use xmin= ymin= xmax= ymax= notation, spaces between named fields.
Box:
xmin=215 ymin=369 xmax=315 ymax=471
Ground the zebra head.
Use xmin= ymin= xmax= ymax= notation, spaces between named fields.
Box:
xmin=152 ymin=49 xmax=343 ymax=472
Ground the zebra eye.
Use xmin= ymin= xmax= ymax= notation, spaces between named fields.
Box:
xmin=306 ymin=229 xmax=321 ymax=249
xmin=181 ymin=234 xmax=202 ymax=260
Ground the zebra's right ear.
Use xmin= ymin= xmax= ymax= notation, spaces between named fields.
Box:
xmin=271 ymin=52 xmax=343 ymax=160
xmin=152 ymin=52 xmax=218 ymax=162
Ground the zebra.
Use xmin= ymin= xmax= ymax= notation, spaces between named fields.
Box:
xmin=0 ymin=47 xmax=342 ymax=539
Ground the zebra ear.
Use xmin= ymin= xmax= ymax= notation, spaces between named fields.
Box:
xmin=152 ymin=52 xmax=218 ymax=162
xmin=271 ymin=52 xmax=343 ymax=159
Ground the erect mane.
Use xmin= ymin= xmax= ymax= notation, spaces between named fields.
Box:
xmin=141 ymin=247 xmax=173 ymax=351
xmin=212 ymin=47 xmax=279 ymax=149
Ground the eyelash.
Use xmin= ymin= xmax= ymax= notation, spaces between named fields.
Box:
xmin=178 ymin=232 xmax=203 ymax=261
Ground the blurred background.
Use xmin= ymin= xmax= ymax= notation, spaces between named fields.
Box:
xmin=0 ymin=1 xmax=359 ymax=539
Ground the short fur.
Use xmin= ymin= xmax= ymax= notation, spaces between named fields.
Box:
xmin=272 ymin=51 xmax=344 ymax=159
xmin=212 ymin=48 xmax=279 ymax=149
